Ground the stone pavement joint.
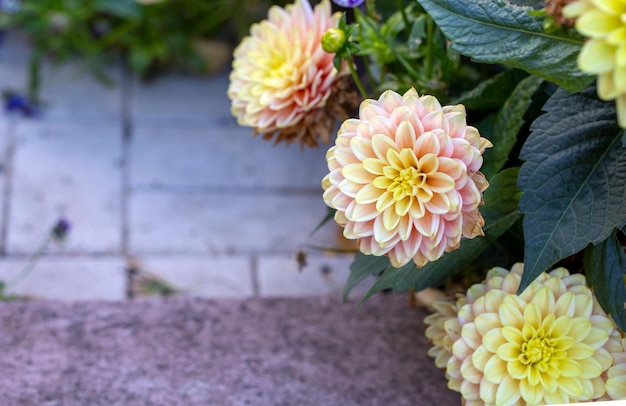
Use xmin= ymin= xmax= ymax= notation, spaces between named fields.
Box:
xmin=0 ymin=31 xmax=360 ymax=300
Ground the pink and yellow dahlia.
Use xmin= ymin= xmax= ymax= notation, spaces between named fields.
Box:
xmin=425 ymin=263 xmax=624 ymax=405
xmin=322 ymin=88 xmax=491 ymax=268
xmin=228 ymin=0 xmax=355 ymax=147
xmin=563 ymin=0 xmax=626 ymax=127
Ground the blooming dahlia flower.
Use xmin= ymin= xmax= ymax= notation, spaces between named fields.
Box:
xmin=563 ymin=0 xmax=626 ymax=127
xmin=322 ymin=89 xmax=491 ymax=267
xmin=425 ymin=263 xmax=624 ymax=405
xmin=228 ymin=0 xmax=355 ymax=147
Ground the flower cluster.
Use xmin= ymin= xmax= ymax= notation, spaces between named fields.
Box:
xmin=563 ymin=0 xmax=626 ymax=127
xmin=425 ymin=263 xmax=626 ymax=405
xmin=322 ymin=88 xmax=491 ymax=268
xmin=228 ymin=0 xmax=356 ymax=147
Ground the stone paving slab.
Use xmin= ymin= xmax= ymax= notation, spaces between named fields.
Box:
xmin=0 ymin=294 xmax=459 ymax=405
xmin=7 ymin=122 xmax=123 ymax=255
xmin=257 ymin=253 xmax=371 ymax=298
xmin=130 ymin=124 xmax=330 ymax=190
xmin=132 ymin=255 xmax=255 ymax=298
xmin=0 ymin=256 xmax=126 ymax=300
xmin=131 ymin=72 xmax=232 ymax=125
xmin=128 ymin=191 xmax=339 ymax=255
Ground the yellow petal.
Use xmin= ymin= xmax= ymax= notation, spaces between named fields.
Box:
xmin=557 ymin=376 xmax=584 ymax=397
xmin=566 ymin=342 xmax=595 ymax=360
xmin=520 ymin=376 xmax=543 ymax=405
xmin=482 ymin=327 xmax=507 ymax=352
xmin=355 ymin=184 xmax=382 ymax=204
xmin=376 ymin=191 xmax=395 ymax=212
xmin=484 ymin=355 xmax=508 ymax=384
xmin=608 ymin=27 xmax=626 ymax=47
xmin=606 ymin=375 xmax=626 ymax=400
xmin=362 ymin=158 xmax=386 ymax=176
xmin=495 ymin=376 xmax=521 ymax=405
xmin=496 ymin=343 xmax=521 ymax=362
xmin=371 ymin=133 xmax=398 ymax=162
xmin=342 ymin=164 xmax=376 ymax=184
xmin=617 ymin=93 xmax=626 ymax=128
xmin=524 ymin=302 xmax=542 ymax=329
xmin=499 ymin=302 xmax=524 ymax=329
xmin=591 ymin=0 xmax=626 ymax=15
xmin=578 ymin=39 xmax=616 ymax=74
xmin=382 ymin=207 xmax=401 ymax=231
xmin=576 ymin=9 xmax=621 ymax=38
xmin=558 ymin=358 xmax=583 ymax=377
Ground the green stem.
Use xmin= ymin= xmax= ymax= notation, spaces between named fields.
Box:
xmin=347 ymin=57 xmax=368 ymax=100
xmin=28 ymin=49 xmax=41 ymax=106
xmin=397 ymin=0 xmax=410 ymax=33
xmin=362 ymin=56 xmax=377 ymax=93
xmin=5 ymin=234 xmax=52 ymax=290
xmin=425 ymin=16 xmax=434 ymax=80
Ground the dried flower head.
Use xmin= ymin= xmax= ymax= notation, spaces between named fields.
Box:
xmin=425 ymin=263 xmax=624 ymax=405
xmin=322 ymin=88 xmax=491 ymax=268
xmin=228 ymin=0 xmax=356 ymax=147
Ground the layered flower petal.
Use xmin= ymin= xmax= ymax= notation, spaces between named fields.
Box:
xmin=565 ymin=0 xmax=626 ymax=126
xmin=322 ymin=88 xmax=490 ymax=267
xmin=228 ymin=0 xmax=355 ymax=146
xmin=424 ymin=263 xmax=625 ymax=405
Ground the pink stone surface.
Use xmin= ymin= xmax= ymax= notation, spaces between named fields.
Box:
xmin=0 ymin=294 xmax=459 ymax=405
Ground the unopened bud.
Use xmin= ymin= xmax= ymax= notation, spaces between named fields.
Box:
xmin=321 ymin=28 xmax=347 ymax=54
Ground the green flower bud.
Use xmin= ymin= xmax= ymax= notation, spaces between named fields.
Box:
xmin=321 ymin=27 xmax=347 ymax=54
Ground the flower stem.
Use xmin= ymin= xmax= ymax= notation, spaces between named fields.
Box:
xmin=425 ymin=16 xmax=434 ymax=80
xmin=397 ymin=0 xmax=410 ymax=33
xmin=347 ymin=57 xmax=368 ymax=100
xmin=5 ymin=234 xmax=51 ymax=291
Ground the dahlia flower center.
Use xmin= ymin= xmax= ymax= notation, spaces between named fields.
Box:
xmin=520 ymin=333 xmax=558 ymax=367
xmin=389 ymin=167 xmax=427 ymax=200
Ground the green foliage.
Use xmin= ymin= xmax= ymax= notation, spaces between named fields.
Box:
xmin=347 ymin=2 xmax=484 ymax=100
xmin=518 ymin=87 xmax=626 ymax=292
xmin=342 ymin=252 xmax=389 ymax=302
xmin=584 ymin=232 xmax=626 ymax=331
xmin=416 ymin=0 xmax=592 ymax=92
xmin=480 ymin=75 xmax=543 ymax=179
xmin=1 ymin=0 xmax=285 ymax=97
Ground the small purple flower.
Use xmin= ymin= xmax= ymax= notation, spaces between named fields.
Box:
xmin=3 ymin=92 xmax=39 ymax=117
xmin=51 ymin=218 xmax=71 ymax=242
xmin=332 ymin=0 xmax=365 ymax=8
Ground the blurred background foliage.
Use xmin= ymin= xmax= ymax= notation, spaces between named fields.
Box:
xmin=0 ymin=0 xmax=292 ymax=104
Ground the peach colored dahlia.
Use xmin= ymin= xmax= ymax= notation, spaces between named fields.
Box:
xmin=322 ymin=88 xmax=491 ymax=268
xmin=425 ymin=263 xmax=623 ymax=405
xmin=563 ymin=0 xmax=626 ymax=127
xmin=228 ymin=0 xmax=355 ymax=147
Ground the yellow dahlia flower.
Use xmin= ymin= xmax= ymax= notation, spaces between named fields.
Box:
xmin=322 ymin=88 xmax=491 ymax=268
xmin=563 ymin=0 xmax=626 ymax=127
xmin=228 ymin=0 xmax=354 ymax=147
xmin=425 ymin=263 xmax=623 ymax=405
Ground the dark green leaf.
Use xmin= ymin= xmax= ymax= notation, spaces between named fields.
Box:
xmin=518 ymin=87 xmax=626 ymax=293
xmin=95 ymin=0 xmax=142 ymax=19
xmin=416 ymin=0 xmax=592 ymax=92
xmin=360 ymin=167 xmax=522 ymax=301
xmin=481 ymin=75 xmax=543 ymax=179
xmin=343 ymin=252 xmax=393 ymax=302
xmin=453 ymin=69 xmax=526 ymax=110
xmin=583 ymin=232 xmax=626 ymax=331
